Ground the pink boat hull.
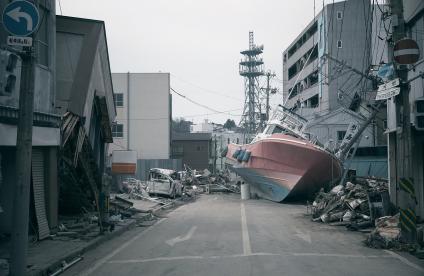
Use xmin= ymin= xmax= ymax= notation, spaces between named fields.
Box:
xmin=226 ymin=134 xmax=342 ymax=202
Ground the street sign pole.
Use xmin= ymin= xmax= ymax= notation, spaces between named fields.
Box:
xmin=2 ymin=0 xmax=41 ymax=274
xmin=10 ymin=47 xmax=35 ymax=276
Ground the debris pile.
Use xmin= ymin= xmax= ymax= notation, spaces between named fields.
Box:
xmin=56 ymin=210 xmax=101 ymax=240
xmin=310 ymin=178 xmax=390 ymax=230
xmin=182 ymin=167 xmax=240 ymax=194
xmin=364 ymin=214 xmax=402 ymax=249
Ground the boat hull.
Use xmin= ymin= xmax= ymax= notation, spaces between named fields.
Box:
xmin=226 ymin=134 xmax=342 ymax=202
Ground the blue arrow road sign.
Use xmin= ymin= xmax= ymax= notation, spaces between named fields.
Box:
xmin=2 ymin=1 xmax=40 ymax=37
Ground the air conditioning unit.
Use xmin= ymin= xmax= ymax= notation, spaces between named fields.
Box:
xmin=0 ymin=50 xmax=22 ymax=97
xmin=414 ymin=98 xmax=424 ymax=130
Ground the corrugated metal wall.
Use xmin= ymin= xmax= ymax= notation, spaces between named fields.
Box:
xmin=348 ymin=157 xmax=388 ymax=178
xmin=136 ymin=159 xmax=182 ymax=181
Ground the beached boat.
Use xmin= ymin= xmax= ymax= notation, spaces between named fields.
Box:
xmin=225 ymin=105 xmax=342 ymax=202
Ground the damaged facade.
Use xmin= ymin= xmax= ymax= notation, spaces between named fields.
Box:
xmin=56 ymin=16 xmax=116 ymax=218
xmin=1 ymin=10 xmax=116 ymax=239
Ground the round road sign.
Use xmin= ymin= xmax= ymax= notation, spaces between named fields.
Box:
xmin=2 ymin=0 xmax=40 ymax=37
xmin=394 ymin=38 xmax=420 ymax=65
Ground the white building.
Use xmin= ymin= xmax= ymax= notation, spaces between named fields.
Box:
xmin=282 ymin=0 xmax=388 ymax=148
xmin=190 ymin=119 xmax=214 ymax=133
xmin=108 ymin=73 xmax=171 ymax=160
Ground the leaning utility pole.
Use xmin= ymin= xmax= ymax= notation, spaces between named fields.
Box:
xmin=388 ymin=0 xmax=416 ymax=243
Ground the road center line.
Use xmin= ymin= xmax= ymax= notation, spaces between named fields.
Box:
xmin=384 ymin=250 xmax=424 ymax=273
xmin=80 ymin=218 xmax=167 ymax=276
xmin=240 ymin=202 xmax=252 ymax=255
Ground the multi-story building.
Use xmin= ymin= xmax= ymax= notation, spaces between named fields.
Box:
xmin=108 ymin=73 xmax=176 ymax=180
xmin=109 ymin=73 xmax=171 ymax=159
xmin=282 ymin=0 xmax=388 ymax=149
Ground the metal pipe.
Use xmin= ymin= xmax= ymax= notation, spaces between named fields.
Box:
xmin=49 ymin=256 xmax=83 ymax=276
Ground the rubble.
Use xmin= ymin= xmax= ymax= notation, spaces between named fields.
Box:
xmin=310 ymin=177 xmax=391 ymax=231
xmin=364 ymin=214 xmax=406 ymax=250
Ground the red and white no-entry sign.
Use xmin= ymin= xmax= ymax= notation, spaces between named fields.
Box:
xmin=394 ymin=38 xmax=420 ymax=64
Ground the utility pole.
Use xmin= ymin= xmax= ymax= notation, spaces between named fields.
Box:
xmin=262 ymin=71 xmax=276 ymax=122
xmin=213 ymin=135 xmax=217 ymax=174
xmin=388 ymin=0 xmax=416 ymax=243
xmin=10 ymin=49 xmax=35 ymax=275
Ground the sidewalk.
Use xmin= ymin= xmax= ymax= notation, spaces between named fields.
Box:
xmin=0 ymin=198 xmax=165 ymax=276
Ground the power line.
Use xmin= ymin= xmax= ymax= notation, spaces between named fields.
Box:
xmin=112 ymin=108 xmax=243 ymax=122
xmin=170 ymin=73 xmax=243 ymax=102
xmin=170 ymin=87 xmax=241 ymax=117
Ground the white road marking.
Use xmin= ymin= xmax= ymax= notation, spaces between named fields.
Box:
xmin=107 ymin=252 xmax=393 ymax=264
xmin=294 ymin=230 xmax=312 ymax=243
xmin=79 ymin=218 xmax=167 ymax=276
xmin=240 ymin=202 xmax=252 ymax=255
xmin=166 ymin=226 xmax=197 ymax=246
xmin=384 ymin=250 xmax=424 ymax=273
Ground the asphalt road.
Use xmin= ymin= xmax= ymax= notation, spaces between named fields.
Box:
xmin=64 ymin=193 xmax=424 ymax=276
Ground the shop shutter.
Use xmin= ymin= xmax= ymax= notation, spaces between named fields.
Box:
xmin=32 ymin=149 xmax=50 ymax=240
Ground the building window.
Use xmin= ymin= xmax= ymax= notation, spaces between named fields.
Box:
xmin=172 ymin=145 xmax=184 ymax=156
xmin=337 ymin=40 xmax=343 ymax=48
xmin=337 ymin=11 xmax=343 ymax=20
xmin=112 ymin=124 xmax=124 ymax=138
xmin=114 ymin=93 xmax=124 ymax=107
xmin=337 ymin=131 xmax=346 ymax=142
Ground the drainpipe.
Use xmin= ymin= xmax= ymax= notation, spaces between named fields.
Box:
xmin=127 ymin=72 xmax=130 ymax=150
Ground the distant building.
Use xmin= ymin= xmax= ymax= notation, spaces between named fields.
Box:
xmin=282 ymin=0 xmax=388 ymax=148
xmin=171 ymin=132 xmax=212 ymax=171
xmin=190 ymin=119 xmax=246 ymax=171
xmin=190 ymin=119 xmax=214 ymax=133
xmin=108 ymin=73 xmax=171 ymax=159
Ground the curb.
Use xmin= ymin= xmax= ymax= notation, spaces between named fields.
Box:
xmin=29 ymin=219 xmax=137 ymax=276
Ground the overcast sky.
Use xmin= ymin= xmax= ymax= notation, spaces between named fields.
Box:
xmin=57 ymin=0 xmax=342 ymax=125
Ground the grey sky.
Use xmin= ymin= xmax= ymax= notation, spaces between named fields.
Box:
xmin=57 ymin=0 xmax=341 ymax=124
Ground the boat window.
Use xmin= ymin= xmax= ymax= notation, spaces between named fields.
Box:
xmin=272 ymin=125 xmax=284 ymax=134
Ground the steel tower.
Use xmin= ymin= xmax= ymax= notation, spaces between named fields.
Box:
xmin=239 ymin=31 xmax=264 ymax=136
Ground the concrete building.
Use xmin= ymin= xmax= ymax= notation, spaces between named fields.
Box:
xmin=108 ymin=73 xmax=171 ymax=159
xmin=282 ymin=0 xmax=388 ymax=149
xmin=0 ymin=0 xmax=60 ymax=237
xmin=386 ymin=0 xmax=424 ymax=221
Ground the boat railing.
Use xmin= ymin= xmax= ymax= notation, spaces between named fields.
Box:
xmin=270 ymin=105 xmax=308 ymax=138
